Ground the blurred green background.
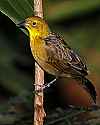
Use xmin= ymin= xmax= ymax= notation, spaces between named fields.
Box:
xmin=0 ymin=0 xmax=100 ymax=125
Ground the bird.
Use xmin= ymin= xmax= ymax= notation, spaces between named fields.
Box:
xmin=17 ymin=16 xmax=97 ymax=104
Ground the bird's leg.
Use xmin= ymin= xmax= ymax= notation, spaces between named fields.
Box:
xmin=44 ymin=78 xmax=57 ymax=89
xmin=34 ymin=78 xmax=57 ymax=93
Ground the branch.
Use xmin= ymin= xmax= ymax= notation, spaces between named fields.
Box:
xmin=33 ymin=0 xmax=45 ymax=125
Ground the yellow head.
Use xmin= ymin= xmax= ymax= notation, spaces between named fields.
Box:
xmin=17 ymin=16 xmax=49 ymax=38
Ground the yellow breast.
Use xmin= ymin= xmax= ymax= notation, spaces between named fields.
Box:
xmin=30 ymin=36 xmax=48 ymax=63
xmin=30 ymin=36 xmax=59 ymax=76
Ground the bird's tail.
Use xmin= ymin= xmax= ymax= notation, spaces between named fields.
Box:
xmin=76 ymin=77 xmax=97 ymax=104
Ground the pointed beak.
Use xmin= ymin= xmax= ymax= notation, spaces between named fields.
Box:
xmin=16 ymin=20 xmax=25 ymax=28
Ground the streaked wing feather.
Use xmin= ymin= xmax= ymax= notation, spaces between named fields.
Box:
xmin=44 ymin=33 xmax=97 ymax=103
xmin=44 ymin=33 xmax=88 ymax=76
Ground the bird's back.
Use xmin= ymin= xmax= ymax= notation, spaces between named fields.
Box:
xmin=42 ymin=33 xmax=88 ymax=78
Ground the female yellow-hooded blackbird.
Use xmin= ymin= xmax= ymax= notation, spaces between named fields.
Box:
xmin=17 ymin=16 xmax=97 ymax=104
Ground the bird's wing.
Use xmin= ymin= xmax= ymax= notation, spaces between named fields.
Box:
xmin=43 ymin=33 xmax=97 ymax=103
xmin=43 ymin=33 xmax=88 ymax=76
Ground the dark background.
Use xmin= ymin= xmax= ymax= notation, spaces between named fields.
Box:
xmin=0 ymin=0 xmax=100 ymax=125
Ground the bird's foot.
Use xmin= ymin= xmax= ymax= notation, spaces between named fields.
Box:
xmin=44 ymin=78 xmax=57 ymax=88
xmin=33 ymin=78 xmax=57 ymax=93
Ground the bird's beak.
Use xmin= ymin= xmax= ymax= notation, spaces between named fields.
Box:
xmin=16 ymin=20 xmax=25 ymax=28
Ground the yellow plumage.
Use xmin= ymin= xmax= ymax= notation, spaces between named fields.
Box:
xmin=17 ymin=16 xmax=97 ymax=103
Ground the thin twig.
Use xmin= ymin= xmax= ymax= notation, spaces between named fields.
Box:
xmin=33 ymin=0 xmax=45 ymax=125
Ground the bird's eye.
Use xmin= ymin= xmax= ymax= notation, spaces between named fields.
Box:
xmin=32 ymin=22 xmax=36 ymax=26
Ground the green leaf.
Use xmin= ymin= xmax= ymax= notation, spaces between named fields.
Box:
xmin=0 ymin=0 xmax=33 ymax=23
xmin=1 ymin=0 xmax=100 ymax=24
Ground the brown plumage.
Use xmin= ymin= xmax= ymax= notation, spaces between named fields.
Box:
xmin=43 ymin=33 xmax=87 ymax=77
xmin=17 ymin=16 xmax=97 ymax=104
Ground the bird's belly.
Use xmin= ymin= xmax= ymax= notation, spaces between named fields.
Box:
xmin=34 ymin=55 xmax=71 ymax=77
xmin=30 ymin=39 xmax=70 ymax=77
xmin=35 ymin=56 xmax=59 ymax=76
xmin=30 ymin=43 xmax=59 ymax=76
